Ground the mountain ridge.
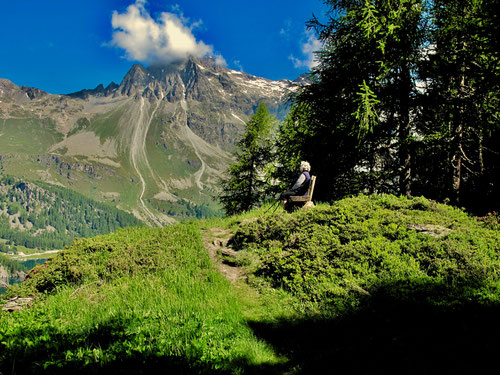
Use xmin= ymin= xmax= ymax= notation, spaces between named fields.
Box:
xmin=0 ymin=56 xmax=300 ymax=225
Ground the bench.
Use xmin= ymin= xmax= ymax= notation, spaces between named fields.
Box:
xmin=289 ymin=175 xmax=316 ymax=209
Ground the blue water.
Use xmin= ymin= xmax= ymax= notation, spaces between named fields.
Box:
xmin=21 ymin=259 xmax=48 ymax=270
xmin=0 ymin=258 xmax=47 ymax=295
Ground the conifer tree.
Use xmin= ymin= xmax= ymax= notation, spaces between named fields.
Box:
xmin=277 ymin=0 xmax=499 ymax=212
xmin=417 ymin=0 xmax=500 ymax=208
xmin=278 ymin=0 xmax=427 ymax=200
xmin=219 ymin=103 xmax=277 ymax=215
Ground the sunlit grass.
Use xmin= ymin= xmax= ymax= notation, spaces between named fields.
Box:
xmin=0 ymin=223 xmax=285 ymax=373
xmin=2 ymin=195 xmax=499 ymax=373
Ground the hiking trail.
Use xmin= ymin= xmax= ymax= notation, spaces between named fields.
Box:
xmin=202 ymin=227 xmax=245 ymax=284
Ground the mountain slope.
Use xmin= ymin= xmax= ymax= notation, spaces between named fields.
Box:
xmin=0 ymin=57 xmax=298 ymax=224
xmin=0 ymin=175 xmax=142 ymax=251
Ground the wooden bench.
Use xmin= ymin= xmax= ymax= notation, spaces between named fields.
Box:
xmin=289 ymin=175 xmax=316 ymax=209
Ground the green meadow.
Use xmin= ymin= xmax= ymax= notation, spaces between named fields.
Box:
xmin=0 ymin=117 xmax=62 ymax=155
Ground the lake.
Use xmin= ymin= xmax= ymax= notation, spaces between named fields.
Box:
xmin=0 ymin=258 xmax=47 ymax=295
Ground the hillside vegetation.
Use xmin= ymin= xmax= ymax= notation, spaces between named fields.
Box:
xmin=1 ymin=195 xmax=499 ymax=374
xmin=0 ymin=175 xmax=142 ymax=251
xmin=0 ymin=56 xmax=290 ymax=225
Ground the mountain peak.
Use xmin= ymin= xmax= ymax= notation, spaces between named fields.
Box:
xmin=293 ymin=72 xmax=312 ymax=85
xmin=67 ymin=82 xmax=119 ymax=99
xmin=123 ymin=64 xmax=148 ymax=83
xmin=0 ymin=79 xmax=48 ymax=103
xmin=119 ymin=64 xmax=150 ymax=96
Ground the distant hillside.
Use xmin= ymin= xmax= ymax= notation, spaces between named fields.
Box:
xmin=0 ymin=253 xmax=27 ymax=281
xmin=0 ymin=175 xmax=142 ymax=251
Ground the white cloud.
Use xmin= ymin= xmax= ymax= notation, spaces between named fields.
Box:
xmin=289 ymin=29 xmax=322 ymax=69
xmin=233 ymin=60 xmax=244 ymax=71
xmin=110 ymin=0 xmax=223 ymax=65
xmin=280 ymin=19 xmax=292 ymax=37
xmin=215 ymin=54 xmax=227 ymax=66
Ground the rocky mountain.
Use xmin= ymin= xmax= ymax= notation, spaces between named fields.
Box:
xmin=0 ymin=57 xmax=299 ymax=225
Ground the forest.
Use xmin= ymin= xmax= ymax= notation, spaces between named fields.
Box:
xmin=220 ymin=0 xmax=499 ymax=216
xmin=0 ymin=175 xmax=142 ymax=251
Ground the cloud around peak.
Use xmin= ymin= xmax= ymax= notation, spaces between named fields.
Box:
xmin=110 ymin=0 xmax=225 ymax=66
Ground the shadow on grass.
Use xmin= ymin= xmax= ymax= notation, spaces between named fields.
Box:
xmin=247 ymin=281 xmax=500 ymax=374
xmin=0 ymin=315 xmax=282 ymax=375
xmin=2 ymin=281 xmax=499 ymax=374
xmin=0 ymin=316 xmax=212 ymax=375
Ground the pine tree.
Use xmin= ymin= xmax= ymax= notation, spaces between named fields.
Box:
xmin=417 ymin=0 xmax=500 ymax=208
xmin=280 ymin=0 xmax=427 ymax=200
xmin=219 ymin=103 xmax=277 ymax=215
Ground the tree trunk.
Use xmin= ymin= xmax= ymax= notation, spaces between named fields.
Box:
xmin=451 ymin=44 xmax=467 ymax=205
xmin=399 ymin=63 xmax=412 ymax=197
xmin=369 ymin=140 xmax=376 ymax=194
xmin=246 ymin=158 xmax=255 ymax=211
xmin=451 ymin=122 xmax=463 ymax=204
xmin=478 ymin=128 xmax=484 ymax=175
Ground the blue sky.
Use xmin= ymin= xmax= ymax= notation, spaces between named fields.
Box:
xmin=0 ymin=0 xmax=327 ymax=94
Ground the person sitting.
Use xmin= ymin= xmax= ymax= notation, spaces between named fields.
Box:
xmin=280 ymin=161 xmax=311 ymax=209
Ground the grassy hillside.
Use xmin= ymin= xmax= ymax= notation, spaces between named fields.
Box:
xmin=1 ymin=195 xmax=499 ymax=374
xmin=0 ymin=225 xmax=286 ymax=374
xmin=0 ymin=117 xmax=62 ymax=155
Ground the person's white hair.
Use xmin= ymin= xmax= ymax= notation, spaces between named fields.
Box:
xmin=300 ymin=161 xmax=311 ymax=172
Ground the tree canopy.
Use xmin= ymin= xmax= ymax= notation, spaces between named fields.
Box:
xmin=219 ymin=0 xmax=499 ymax=215
xmin=276 ymin=0 xmax=499 ymax=213
xmin=219 ymin=103 xmax=277 ymax=215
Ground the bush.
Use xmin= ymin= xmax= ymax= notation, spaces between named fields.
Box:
xmin=478 ymin=211 xmax=500 ymax=230
xmin=10 ymin=227 xmax=177 ymax=296
xmin=233 ymin=195 xmax=500 ymax=315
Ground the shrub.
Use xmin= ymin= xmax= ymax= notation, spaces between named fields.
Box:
xmin=478 ymin=211 xmax=500 ymax=230
xmin=233 ymin=195 xmax=500 ymax=315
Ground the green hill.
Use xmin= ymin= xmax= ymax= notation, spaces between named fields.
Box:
xmin=1 ymin=195 xmax=499 ymax=374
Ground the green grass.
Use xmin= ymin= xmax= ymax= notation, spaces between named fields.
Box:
xmin=0 ymin=118 xmax=62 ymax=155
xmin=0 ymin=224 xmax=286 ymax=374
xmin=232 ymin=195 xmax=500 ymax=310
xmin=227 ymin=195 xmax=500 ymax=373
xmin=88 ymin=106 xmax=127 ymax=143
xmin=1 ymin=194 xmax=500 ymax=374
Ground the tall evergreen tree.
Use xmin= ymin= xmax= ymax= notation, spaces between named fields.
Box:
xmin=416 ymin=0 xmax=500 ymax=209
xmin=276 ymin=0 xmax=427 ymax=200
xmin=219 ymin=103 xmax=277 ymax=215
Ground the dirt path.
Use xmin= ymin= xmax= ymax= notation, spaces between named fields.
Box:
xmin=202 ymin=227 xmax=245 ymax=284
